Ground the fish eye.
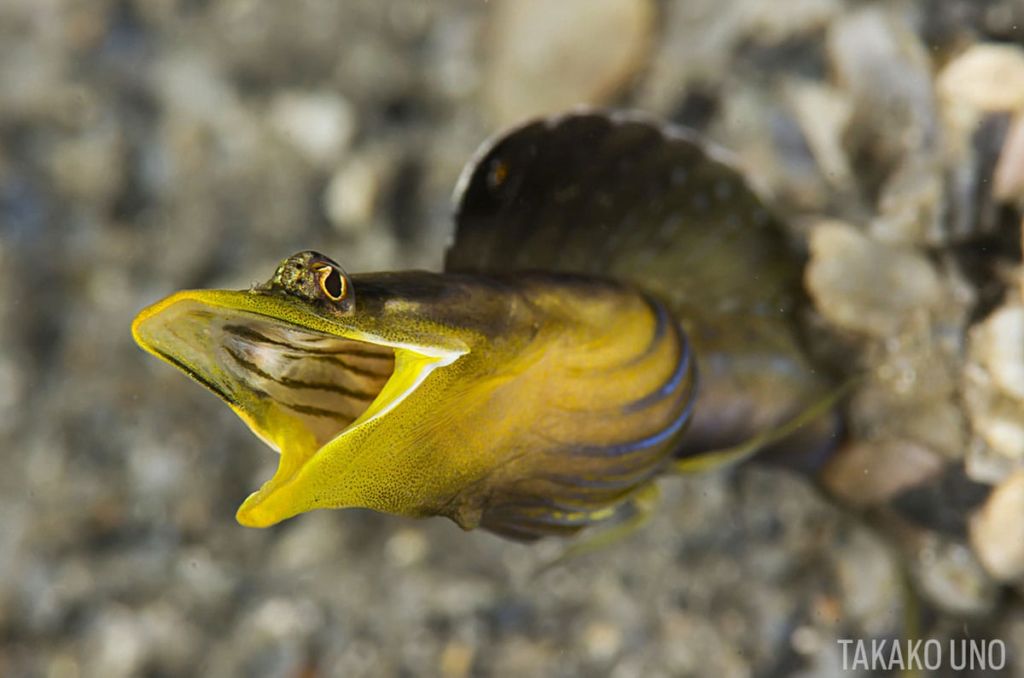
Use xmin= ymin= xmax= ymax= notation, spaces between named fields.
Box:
xmin=314 ymin=264 xmax=347 ymax=301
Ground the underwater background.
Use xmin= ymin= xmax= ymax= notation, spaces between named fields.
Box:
xmin=2 ymin=0 xmax=1024 ymax=676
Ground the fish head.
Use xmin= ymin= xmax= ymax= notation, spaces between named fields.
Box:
xmin=131 ymin=250 xmax=515 ymax=528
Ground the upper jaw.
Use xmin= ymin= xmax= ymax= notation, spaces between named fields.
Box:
xmin=132 ymin=288 xmax=467 ymax=445
xmin=134 ymin=287 xmax=467 ymax=363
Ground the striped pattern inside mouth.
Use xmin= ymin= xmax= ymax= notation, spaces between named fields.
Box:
xmin=217 ymin=319 xmax=395 ymax=448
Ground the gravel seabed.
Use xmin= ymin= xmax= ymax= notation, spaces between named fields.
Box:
xmin=2 ymin=1 xmax=1023 ymax=676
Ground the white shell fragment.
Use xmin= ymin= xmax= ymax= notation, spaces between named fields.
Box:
xmin=806 ymin=221 xmax=943 ymax=337
xmin=939 ymin=44 xmax=1024 ymax=114
xmin=976 ymin=305 xmax=1024 ymax=401
xmin=964 ymin=303 xmax=1024 ymax=462
xmin=970 ymin=470 xmax=1024 ymax=582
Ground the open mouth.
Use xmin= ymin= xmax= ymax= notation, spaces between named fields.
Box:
xmin=132 ymin=293 xmax=454 ymax=457
xmin=213 ymin=316 xmax=396 ymax=450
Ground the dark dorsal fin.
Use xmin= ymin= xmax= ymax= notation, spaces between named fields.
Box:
xmin=448 ymin=111 xmax=836 ymax=459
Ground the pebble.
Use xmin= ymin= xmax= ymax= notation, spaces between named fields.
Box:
xmin=964 ymin=303 xmax=1024 ymax=461
xmin=269 ymin=91 xmax=356 ymax=168
xmin=247 ymin=597 xmax=323 ymax=640
xmin=938 ymin=111 xmax=1010 ymax=244
xmin=269 ymin=512 xmax=344 ymax=573
xmin=83 ymin=605 xmax=148 ymax=678
xmin=938 ymin=44 xmax=1024 ymax=113
xmin=385 ymin=527 xmax=429 ymax=568
xmin=994 ymin=113 xmax=1024 ymax=202
xmin=49 ymin=124 xmax=125 ymax=205
xmin=484 ymin=0 xmax=653 ymax=124
xmin=741 ymin=0 xmax=841 ymax=41
xmin=830 ymin=526 xmax=903 ymax=636
xmin=325 ymin=155 xmax=382 ymax=232
xmin=583 ymin=621 xmax=623 ymax=661
xmin=972 ymin=304 xmax=1024 ymax=400
xmin=786 ymin=81 xmax=854 ymax=190
xmin=805 ymin=221 xmax=943 ymax=337
xmin=439 ymin=640 xmax=474 ymax=678
xmin=828 ymin=6 xmax=936 ymax=159
xmin=870 ymin=157 xmax=945 ymax=245
xmin=970 ymin=470 xmax=1024 ymax=582
xmin=913 ymin=535 xmax=998 ymax=617
xmin=966 ymin=435 xmax=1020 ymax=486
xmin=175 ymin=548 xmax=236 ymax=606
xmin=821 ymin=439 xmax=945 ymax=508
xmin=968 ymin=399 xmax=1024 ymax=464
xmin=850 ymin=382 xmax=967 ymax=459
xmin=790 ymin=625 xmax=822 ymax=656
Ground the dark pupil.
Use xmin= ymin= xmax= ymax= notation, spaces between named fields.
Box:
xmin=323 ymin=268 xmax=343 ymax=298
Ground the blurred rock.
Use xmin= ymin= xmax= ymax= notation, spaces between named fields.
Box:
xmin=175 ymin=547 xmax=237 ymax=609
xmin=0 ymin=356 xmax=25 ymax=436
xmin=912 ymin=534 xmax=998 ymax=617
xmin=870 ymin=155 xmax=945 ymax=245
xmin=971 ymin=470 xmax=1024 ymax=582
xmin=716 ymin=86 xmax=832 ymax=212
xmin=806 ymin=221 xmax=943 ymax=337
xmin=828 ymin=6 xmax=937 ymax=183
xmin=336 ymin=228 xmax=401 ymax=272
xmin=994 ymin=114 xmax=1024 ymax=202
xmin=385 ymin=527 xmax=429 ymax=568
xmin=83 ymin=605 xmax=148 ymax=678
xmin=740 ymin=0 xmax=841 ymax=41
xmin=786 ymin=81 xmax=854 ymax=191
xmin=137 ymin=602 xmax=201 ymax=676
xmin=940 ymin=112 xmax=1010 ymax=244
xmin=822 ymin=439 xmax=945 ymax=508
xmin=269 ymin=91 xmax=356 ymax=169
xmin=972 ymin=303 xmax=1024 ymax=400
xmin=484 ymin=0 xmax=653 ymax=125
xmin=270 ymin=512 xmax=344 ymax=573
xmin=939 ymin=44 xmax=1024 ymax=114
xmin=830 ymin=526 xmax=903 ymax=636
xmin=967 ymin=395 xmax=1024 ymax=463
xmin=849 ymin=384 xmax=966 ymax=460
xmin=582 ymin=621 xmax=622 ymax=662
xmin=49 ymin=123 xmax=125 ymax=205
xmin=829 ymin=5 xmax=974 ymax=246
xmin=439 ymin=640 xmax=474 ymax=678
xmin=325 ymin=154 xmax=384 ymax=233
xmin=964 ymin=303 xmax=1024 ymax=462
xmin=248 ymin=597 xmax=323 ymax=641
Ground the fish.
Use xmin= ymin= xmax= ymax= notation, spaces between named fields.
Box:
xmin=132 ymin=111 xmax=839 ymax=541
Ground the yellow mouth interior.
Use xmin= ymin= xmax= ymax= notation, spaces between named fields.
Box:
xmin=133 ymin=297 xmax=404 ymax=456
xmin=218 ymin=317 xmax=396 ymax=451
xmin=133 ymin=292 xmax=467 ymax=527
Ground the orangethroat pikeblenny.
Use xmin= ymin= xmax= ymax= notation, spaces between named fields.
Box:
xmin=132 ymin=111 xmax=839 ymax=540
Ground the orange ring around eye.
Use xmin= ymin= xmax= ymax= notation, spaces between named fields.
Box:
xmin=314 ymin=264 xmax=346 ymax=301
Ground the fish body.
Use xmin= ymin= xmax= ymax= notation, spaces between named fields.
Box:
xmin=132 ymin=112 xmax=836 ymax=539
